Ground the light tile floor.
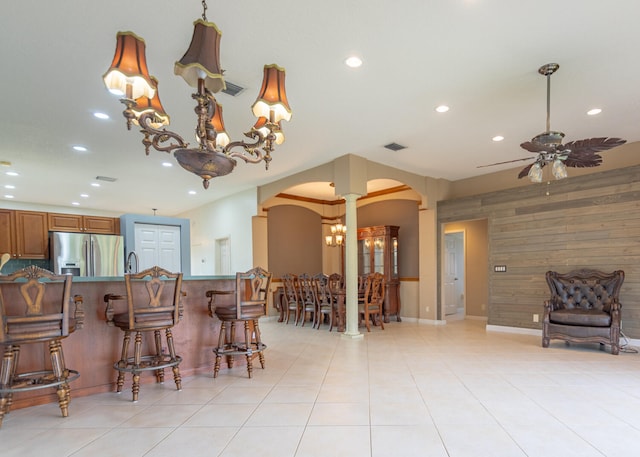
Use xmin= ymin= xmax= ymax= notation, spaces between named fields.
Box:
xmin=3 ymin=319 xmax=640 ymax=456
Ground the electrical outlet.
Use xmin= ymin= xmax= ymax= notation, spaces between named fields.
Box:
xmin=533 ymin=314 xmax=539 ymax=323
xmin=494 ymin=265 xmax=507 ymax=272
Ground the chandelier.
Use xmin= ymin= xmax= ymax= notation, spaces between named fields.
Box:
xmin=102 ymin=0 xmax=292 ymax=189
xmin=325 ymin=221 xmax=346 ymax=247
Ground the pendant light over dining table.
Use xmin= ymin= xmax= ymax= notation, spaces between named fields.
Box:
xmin=102 ymin=0 xmax=292 ymax=189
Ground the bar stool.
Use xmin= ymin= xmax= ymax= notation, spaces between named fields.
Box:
xmin=104 ymin=266 xmax=183 ymax=402
xmin=0 ymin=266 xmax=84 ymax=428
xmin=206 ymin=267 xmax=272 ymax=378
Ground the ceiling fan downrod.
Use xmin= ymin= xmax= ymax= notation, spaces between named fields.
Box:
xmin=533 ymin=63 xmax=564 ymax=147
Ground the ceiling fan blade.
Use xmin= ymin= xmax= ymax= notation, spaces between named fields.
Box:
xmin=517 ymin=163 xmax=534 ymax=179
xmin=476 ymin=157 xmax=534 ymax=168
xmin=559 ymin=137 xmax=626 ymax=154
xmin=520 ymin=141 xmax=555 ymax=153
xmin=563 ymin=151 xmax=603 ymax=168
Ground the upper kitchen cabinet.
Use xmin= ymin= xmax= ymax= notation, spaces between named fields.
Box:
xmin=0 ymin=210 xmax=49 ymax=259
xmin=0 ymin=209 xmax=16 ymax=256
xmin=48 ymin=213 xmax=120 ymax=235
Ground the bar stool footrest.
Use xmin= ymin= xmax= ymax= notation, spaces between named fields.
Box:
xmin=213 ymin=342 xmax=267 ymax=357
xmin=114 ymin=355 xmax=182 ymax=374
xmin=0 ymin=369 xmax=80 ymax=394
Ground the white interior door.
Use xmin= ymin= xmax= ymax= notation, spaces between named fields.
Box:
xmin=134 ymin=223 xmax=182 ymax=272
xmin=215 ymin=237 xmax=231 ymax=275
xmin=444 ymin=232 xmax=464 ymax=316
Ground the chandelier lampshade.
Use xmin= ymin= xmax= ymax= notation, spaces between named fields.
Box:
xmin=252 ymin=64 xmax=292 ymax=123
xmin=103 ymin=32 xmax=155 ymax=100
xmin=209 ymin=102 xmax=230 ymax=148
xmin=131 ymin=77 xmax=170 ymax=129
xmin=174 ymin=19 xmax=225 ymax=94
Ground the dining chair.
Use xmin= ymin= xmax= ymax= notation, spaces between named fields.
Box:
xmin=312 ymin=273 xmax=336 ymax=331
xmin=282 ymin=273 xmax=302 ymax=325
xmin=359 ymin=272 xmax=385 ymax=332
xmin=297 ymin=274 xmax=318 ymax=327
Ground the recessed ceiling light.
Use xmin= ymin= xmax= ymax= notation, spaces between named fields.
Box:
xmin=93 ymin=112 xmax=110 ymax=120
xmin=4 ymin=195 xmax=14 ymax=199
xmin=188 ymin=190 xmax=197 ymax=195
xmin=162 ymin=162 xmax=173 ymax=167
xmin=435 ymin=105 xmax=450 ymax=113
xmin=91 ymin=182 xmax=101 ymax=187
xmin=73 ymin=145 xmax=88 ymax=152
xmin=345 ymin=56 xmax=363 ymax=68
xmin=587 ymin=108 xmax=602 ymax=116
xmin=71 ymin=202 xmax=80 ymax=206
xmin=4 ymin=184 xmax=15 ymax=189
xmin=80 ymin=193 xmax=89 ymax=198
xmin=5 ymin=171 xmax=18 ymax=176
xmin=492 ymin=135 xmax=504 ymax=142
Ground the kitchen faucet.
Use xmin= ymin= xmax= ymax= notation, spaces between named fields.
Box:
xmin=126 ymin=251 xmax=139 ymax=274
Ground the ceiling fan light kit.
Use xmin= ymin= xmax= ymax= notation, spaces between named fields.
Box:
xmin=479 ymin=62 xmax=625 ymax=183
xmin=102 ymin=0 xmax=292 ymax=189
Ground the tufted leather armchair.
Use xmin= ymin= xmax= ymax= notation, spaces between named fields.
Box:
xmin=542 ymin=269 xmax=625 ymax=354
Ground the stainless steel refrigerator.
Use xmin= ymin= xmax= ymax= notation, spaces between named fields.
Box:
xmin=50 ymin=232 xmax=125 ymax=277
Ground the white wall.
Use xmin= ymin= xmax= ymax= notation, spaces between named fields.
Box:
xmin=179 ymin=188 xmax=257 ymax=275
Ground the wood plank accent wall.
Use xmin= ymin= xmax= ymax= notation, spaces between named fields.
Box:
xmin=437 ymin=165 xmax=640 ymax=337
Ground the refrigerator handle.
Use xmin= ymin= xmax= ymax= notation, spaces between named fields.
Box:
xmin=90 ymin=238 xmax=95 ymax=277
xmin=84 ymin=238 xmax=91 ymax=277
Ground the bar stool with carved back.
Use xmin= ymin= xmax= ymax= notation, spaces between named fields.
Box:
xmin=0 ymin=266 xmax=84 ymax=428
xmin=104 ymin=266 xmax=183 ymax=402
xmin=206 ymin=267 xmax=272 ymax=378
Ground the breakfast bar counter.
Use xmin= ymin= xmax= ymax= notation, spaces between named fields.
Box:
xmin=9 ymin=276 xmax=236 ymax=410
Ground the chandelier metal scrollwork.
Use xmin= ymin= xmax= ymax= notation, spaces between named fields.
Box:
xmin=103 ymin=0 xmax=291 ymax=189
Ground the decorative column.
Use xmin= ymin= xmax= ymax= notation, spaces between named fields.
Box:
xmin=342 ymin=193 xmax=363 ymax=339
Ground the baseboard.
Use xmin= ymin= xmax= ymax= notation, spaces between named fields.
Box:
xmin=485 ymin=324 xmax=542 ymax=336
xmin=417 ymin=318 xmax=447 ymax=325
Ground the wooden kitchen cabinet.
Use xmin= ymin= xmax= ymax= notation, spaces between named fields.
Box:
xmin=0 ymin=209 xmax=16 ymax=256
xmin=48 ymin=213 xmax=119 ymax=234
xmin=357 ymin=225 xmax=401 ymax=322
xmin=1 ymin=210 xmax=49 ymax=259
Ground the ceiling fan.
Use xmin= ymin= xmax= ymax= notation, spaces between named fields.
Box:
xmin=478 ymin=63 xmax=626 ymax=182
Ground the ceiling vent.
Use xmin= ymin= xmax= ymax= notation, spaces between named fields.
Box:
xmin=384 ymin=142 xmax=407 ymax=151
xmin=96 ymin=175 xmax=117 ymax=182
xmin=222 ymin=81 xmax=245 ymax=97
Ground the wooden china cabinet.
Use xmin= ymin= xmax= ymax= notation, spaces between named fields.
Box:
xmin=357 ymin=225 xmax=400 ymax=322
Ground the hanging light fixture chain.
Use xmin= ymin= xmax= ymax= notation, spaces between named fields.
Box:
xmin=201 ymin=0 xmax=208 ymax=21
